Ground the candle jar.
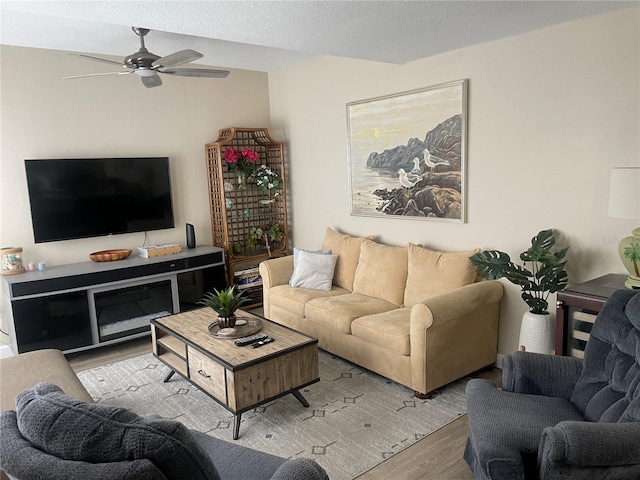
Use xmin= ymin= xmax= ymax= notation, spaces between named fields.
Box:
xmin=1 ymin=247 xmax=26 ymax=275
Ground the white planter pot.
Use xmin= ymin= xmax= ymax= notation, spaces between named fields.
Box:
xmin=518 ymin=311 xmax=555 ymax=354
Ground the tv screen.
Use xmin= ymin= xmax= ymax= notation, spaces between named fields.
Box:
xmin=25 ymin=157 xmax=175 ymax=243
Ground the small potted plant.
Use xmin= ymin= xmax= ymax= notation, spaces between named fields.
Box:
xmin=469 ymin=228 xmax=569 ymax=353
xmin=199 ymin=285 xmax=248 ymax=330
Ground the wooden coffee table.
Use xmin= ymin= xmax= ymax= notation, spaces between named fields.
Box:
xmin=150 ymin=308 xmax=319 ymax=439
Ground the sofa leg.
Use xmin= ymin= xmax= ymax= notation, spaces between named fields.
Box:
xmin=414 ymin=390 xmax=433 ymax=399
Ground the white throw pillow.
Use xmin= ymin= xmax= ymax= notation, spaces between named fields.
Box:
xmin=292 ymin=247 xmax=332 ymax=268
xmin=289 ymin=249 xmax=338 ymax=291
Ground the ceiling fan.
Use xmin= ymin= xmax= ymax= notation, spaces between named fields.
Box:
xmin=64 ymin=27 xmax=230 ymax=88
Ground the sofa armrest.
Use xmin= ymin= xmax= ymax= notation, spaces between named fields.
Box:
xmin=539 ymin=421 xmax=640 ymax=474
xmin=411 ymin=281 xmax=504 ymax=329
xmin=409 ymin=281 xmax=503 ymax=394
xmin=270 ymin=458 xmax=329 ymax=480
xmin=502 ymin=351 xmax=583 ymax=399
xmin=0 ymin=349 xmax=94 ymax=411
xmin=260 ymin=256 xmax=294 ymax=289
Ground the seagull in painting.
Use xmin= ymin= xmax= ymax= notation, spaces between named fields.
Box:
xmin=398 ymin=168 xmax=418 ymax=189
xmin=409 ymin=157 xmax=422 ymax=175
xmin=423 ymin=148 xmax=450 ymax=173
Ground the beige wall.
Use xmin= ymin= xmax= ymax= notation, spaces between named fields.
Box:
xmin=0 ymin=45 xmax=270 ymax=341
xmin=267 ymin=7 xmax=640 ymax=355
xmin=0 ymin=45 xmax=270 ymax=261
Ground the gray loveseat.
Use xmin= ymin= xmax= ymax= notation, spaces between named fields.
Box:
xmin=0 ymin=352 xmax=327 ymax=480
xmin=464 ymin=289 xmax=640 ymax=479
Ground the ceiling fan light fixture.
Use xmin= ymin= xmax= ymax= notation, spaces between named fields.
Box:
xmin=134 ymin=69 xmax=157 ymax=77
xmin=66 ymin=28 xmax=230 ymax=87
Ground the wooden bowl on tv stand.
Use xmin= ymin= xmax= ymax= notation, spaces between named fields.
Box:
xmin=89 ymin=249 xmax=132 ymax=262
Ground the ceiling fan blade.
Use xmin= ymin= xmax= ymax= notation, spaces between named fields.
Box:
xmin=160 ymin=68 xmax=230 ymax=78
xmin=63 ymin=71 xmax=133 ymax=80
xmin=70 ymin=53 xmax=126 ymax=67
xmin=141 ymin=74 xmax=162 ymax=88
xmin=153 ymin=49 xmax=203 ymax=69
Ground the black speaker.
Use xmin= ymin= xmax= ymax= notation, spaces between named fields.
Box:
xmin=186 ymin=223 xmax=196 ymax=249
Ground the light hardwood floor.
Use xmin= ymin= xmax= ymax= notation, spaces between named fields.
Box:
xmin=67 ymin=337 xmax=500 ymax=480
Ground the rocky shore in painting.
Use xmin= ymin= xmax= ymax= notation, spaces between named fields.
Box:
xmin=366 ymin=114 xmax=463 ymax=219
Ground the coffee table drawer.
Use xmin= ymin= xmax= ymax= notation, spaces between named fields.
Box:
xmin=188 ymin=347 xmax=226 ymax=402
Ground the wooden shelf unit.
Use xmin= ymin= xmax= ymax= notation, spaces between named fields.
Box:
xmin=205 ymin=128 xmax=289 ymax=306
xmin=152 ymin=326 xmax=188 ymax=377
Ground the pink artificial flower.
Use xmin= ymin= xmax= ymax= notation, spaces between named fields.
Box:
xmin=223 ymin=146 xmax=258 ymax=174
xmin=223 ymin=147 xmax=240 ymax=164
xmin=242 ymin=147 xmax=259 ymax=163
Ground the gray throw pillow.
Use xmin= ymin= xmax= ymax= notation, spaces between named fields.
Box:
xmin=16 ymin=383 xmax=220 ymax=480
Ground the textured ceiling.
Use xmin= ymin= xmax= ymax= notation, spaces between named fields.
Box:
xmin=1 ymin=1 xmax=636 ymax=72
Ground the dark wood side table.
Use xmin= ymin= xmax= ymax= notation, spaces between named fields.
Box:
xmin=555 ymin=274 xmax=627 ymax=356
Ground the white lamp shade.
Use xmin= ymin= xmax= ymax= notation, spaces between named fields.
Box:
xmin=608 ymin=167 xmax=640 ymax=219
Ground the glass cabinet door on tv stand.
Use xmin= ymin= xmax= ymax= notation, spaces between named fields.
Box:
xmin=204 ymin=127 xmax=289 ymax=307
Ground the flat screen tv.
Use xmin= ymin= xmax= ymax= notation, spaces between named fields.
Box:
xmin=25 ymin=157 xmax=175 ymax=243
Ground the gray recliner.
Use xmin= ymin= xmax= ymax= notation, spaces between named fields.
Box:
xmin=0 ymin=383 xmax=328 ymax=480
xmin=464 ymin=289 xmax=640 ymax=480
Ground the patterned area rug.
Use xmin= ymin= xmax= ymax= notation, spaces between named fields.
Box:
xmin=78 ymin=351 xmax=467 ymax=480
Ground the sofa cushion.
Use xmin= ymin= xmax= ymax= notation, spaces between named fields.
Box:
xmin=322 ymin=227 xmax=372 ymax=291
xmin=306 ymin=293 xmax=397 ymax=334
xmin=189 ymin=429 xmax=329 ymax=480
xmin=268 ymin=284 xmax=350 ymax=317
xmin=15 ymin=383 xmax=221 ymax=480
xmin=352 ymin=240 xmax=408 ymax=307
xmin=351 ymin=308 xmax=411 ymax=355
xmin=403 ymin=243 xmax=479 ymax=307
xmin=189 ymin=429 xmax=287 ymax=480
xmin=289 ymin=249 xmax=338 ymax=291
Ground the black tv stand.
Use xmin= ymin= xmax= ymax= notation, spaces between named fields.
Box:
xmin=1 ymin=246 xmax=226 ymax=355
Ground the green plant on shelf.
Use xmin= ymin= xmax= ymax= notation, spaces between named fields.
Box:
xmin=247 ymin=221 xmax=284 ymax=257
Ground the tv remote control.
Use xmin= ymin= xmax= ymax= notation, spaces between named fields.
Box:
xmin=234 ymin=333 xmax=268 ymax=346
xmin=251 ymin=337 xmax=275 ymax=348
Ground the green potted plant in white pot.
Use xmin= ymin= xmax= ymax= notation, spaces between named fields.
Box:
xmin=469 ymin=228 xmax=569 ymax=354
xmin=199 ymin=285 xmax=248 ymax=330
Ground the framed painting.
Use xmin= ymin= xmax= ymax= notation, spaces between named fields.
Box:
xmin=347 ymin=79 xmax=468 ymax=222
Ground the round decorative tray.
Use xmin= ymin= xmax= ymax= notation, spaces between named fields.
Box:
xmin=89 ymin=249 xmax=132 ymax=262
xmin=208 ymin=316 xmax=262 ymax=339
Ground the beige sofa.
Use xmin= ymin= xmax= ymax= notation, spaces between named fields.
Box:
xmin=0 ymin=349 xmax=93 ymax=412
xmin=260 ymin=228 xmax=504 ymax=398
